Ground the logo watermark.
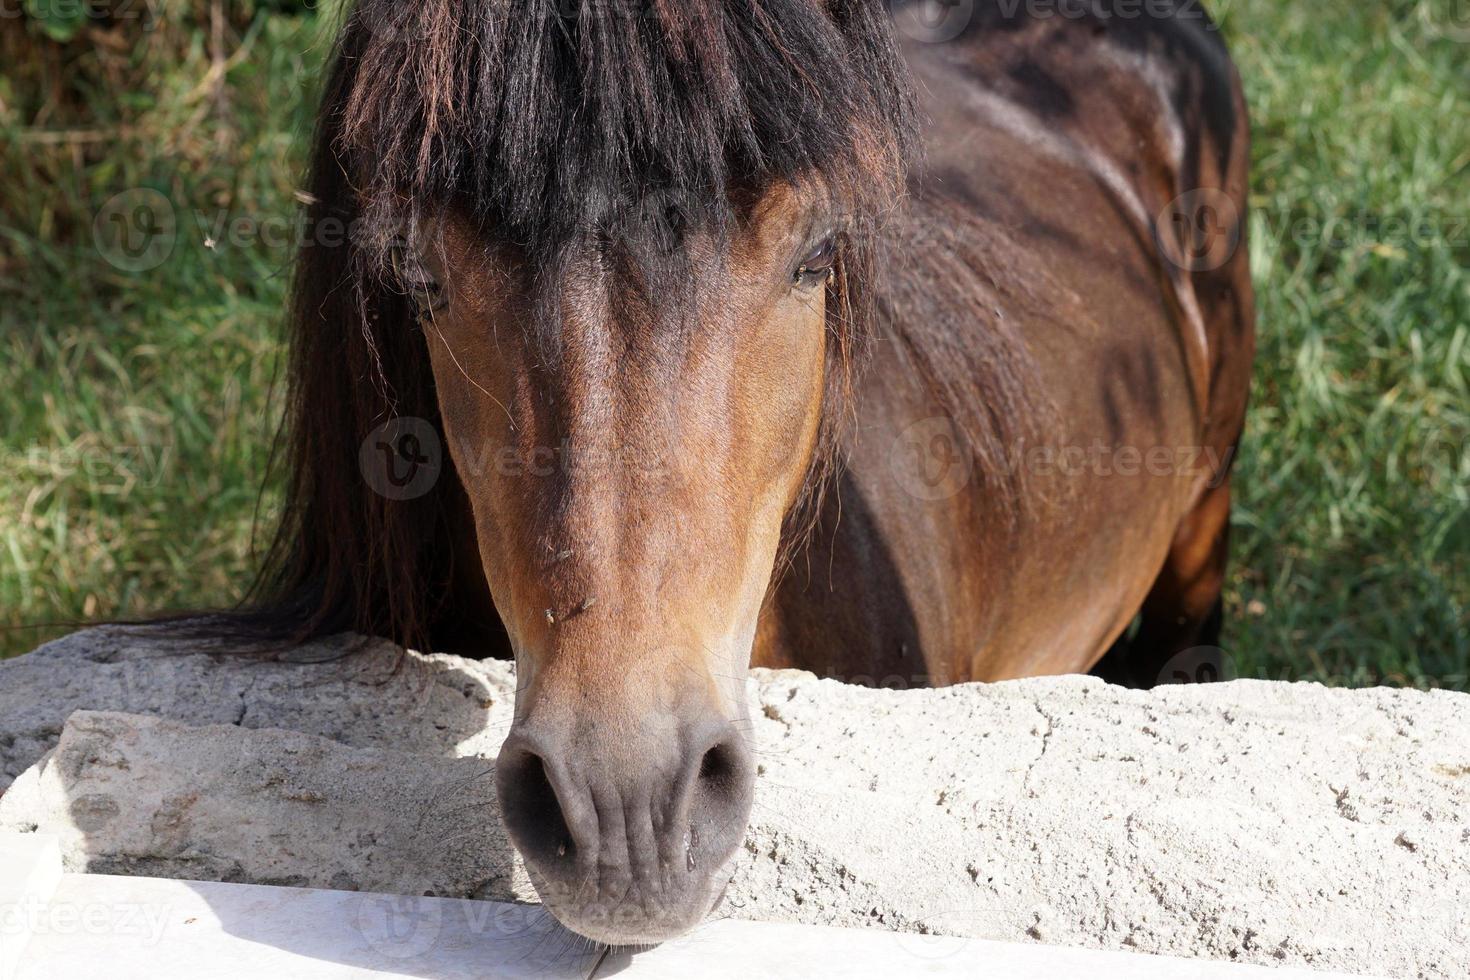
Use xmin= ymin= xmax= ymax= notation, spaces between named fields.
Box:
xmin=889 ymin=416 xmax=974 ymax=501
xmin=1421 ymin=0 xmax=1470 ymax=42
xmin=888 ymin=424 xmax=1236 ymax=502
xmin=1154 ymin=188 xmax=1242 ymax=273
xmin=1413 ymin=422 xmax=1470 ymax=501
xmin=893 ymin=908 xmax=1028 ymax=960
xmin=892 ymin=0 xmax=975 ymax=42
xmin=359 ymin=417 xmax=443 ymax=501
xmin=1156 ymin=646 xmax=1238 ymax=686
xmin=93 ymin=188 xmax=176 ymax=273
xmin=349 ymin=893 xmax=586 ymax=965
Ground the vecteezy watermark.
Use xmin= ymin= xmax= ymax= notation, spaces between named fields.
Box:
xmin=1251 ymin=207 xmax=1470 ymax=257
xmin=1 ymin=0 xmax=159 ymax=38
xmin=349 ymin=894 xmax=574 ymax=963
xmin=1154 ymin=187 xmax=1242 ymax=273
xmin=5 ymin=442 xmax=175 ymax=492
xmin=359 ymin=417 xmax=689 ymax=500
xmin=0 ymin=895 xmax=171 ymax=947
xmin=1156 ymin=645 xmax=1237 ymax=686
xmin=1230 ymin=663 xmax=1470 ymax=692
xmin=90 ymin=186 xmax=376 ymax=272
xmin=359 ymin=417 xmax=443 ymax=501
xmin=450 ymin=434 xmax=671 ymax=484
xmin=1022 ymin=442 xmax=1235 ymax=483
xmin=892 ymin=0 xmax=1213 ymax=43
xmin=93 ymin=188 xmax=177 ymax=273
xmin=888 ymin=425 xmax=1236 ymax=501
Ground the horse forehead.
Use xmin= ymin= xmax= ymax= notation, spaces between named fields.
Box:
xmin=428 ymin=206 xmax=788 ymax=370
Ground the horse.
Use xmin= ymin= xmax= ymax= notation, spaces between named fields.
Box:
xmin=221 ymin=0 xmax=1253 ymax=945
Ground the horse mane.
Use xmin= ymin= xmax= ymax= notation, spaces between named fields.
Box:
xmin=873 ymin=185 xmax=1065 ymax=529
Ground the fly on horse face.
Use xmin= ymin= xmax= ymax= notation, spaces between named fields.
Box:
xmin=222 ymin=0 xmax=1253 ymax=945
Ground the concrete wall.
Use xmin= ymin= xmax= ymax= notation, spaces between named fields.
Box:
xmin=2 ymin=628 xmax=1466 ymax=977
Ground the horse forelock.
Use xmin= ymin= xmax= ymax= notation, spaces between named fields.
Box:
xmin=332 ymin=0 xmax=918 ymax=268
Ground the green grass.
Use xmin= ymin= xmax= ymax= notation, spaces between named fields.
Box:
xmin=2 ymin=2 xmax=1467 ymax=686
xmin=1213 ymin=0 xmax=1470 ymax=687
xmin=0 ymin=2 xmax=330 ymax=653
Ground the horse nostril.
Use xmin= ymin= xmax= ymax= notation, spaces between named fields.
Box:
xmin=685 ymin=733 xmax=754 ymax=868
xmin=698 ymin=740 xmax=739 ymax=790
xmin=496 ymin=740 xmax=578 ymax=867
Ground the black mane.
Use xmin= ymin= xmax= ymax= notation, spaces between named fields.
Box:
xmin=337 ymin=0 xmax=917 ymax=262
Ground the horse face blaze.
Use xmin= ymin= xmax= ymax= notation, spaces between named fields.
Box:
xmin=413 ymin=189 xmax=828 ymax=943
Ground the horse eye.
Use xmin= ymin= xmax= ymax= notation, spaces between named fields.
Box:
xmin=792 ymin=235 xmax=837 ymax=288
xmin=389 ymin=240 xmax=447 ymax=313
xmin=410 ymin=277 xmax=447 ymax=314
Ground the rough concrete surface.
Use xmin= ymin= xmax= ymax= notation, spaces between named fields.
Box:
xmin=2 ymin=628 xmax=1467 ymax=978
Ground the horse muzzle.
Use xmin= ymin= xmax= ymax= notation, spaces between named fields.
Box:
xmin=494 ymin=707 xmax=754 ymax=944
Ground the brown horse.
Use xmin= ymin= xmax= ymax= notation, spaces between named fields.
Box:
xmin=222 ymin=0 xmax=1253 ymax=944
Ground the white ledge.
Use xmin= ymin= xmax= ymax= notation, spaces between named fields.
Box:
xmin=4 ymin=832 xmax=1377 ymax=979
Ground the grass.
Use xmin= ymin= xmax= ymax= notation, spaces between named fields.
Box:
xmin=1 ymin=1 xmax=1467 ymax=686
xmin=1213 ymin=0 xmax=1470 ymax=687
xmin=0 ymin=1 xmax=328 ymax=653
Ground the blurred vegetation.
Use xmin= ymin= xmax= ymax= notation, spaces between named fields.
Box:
xmin=0 ymin=0 xmax=328 ymax=653
xmin=1 ymin=1 xmax=1467 ymax=686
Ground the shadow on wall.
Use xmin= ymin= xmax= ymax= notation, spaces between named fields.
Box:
xmin=172 ymin=878 xmax=601 ymax=979
xmin=0 ymin=625 xmax=609 ymax=975
xmin=45 ymin=704 xmax=583 ymax=976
